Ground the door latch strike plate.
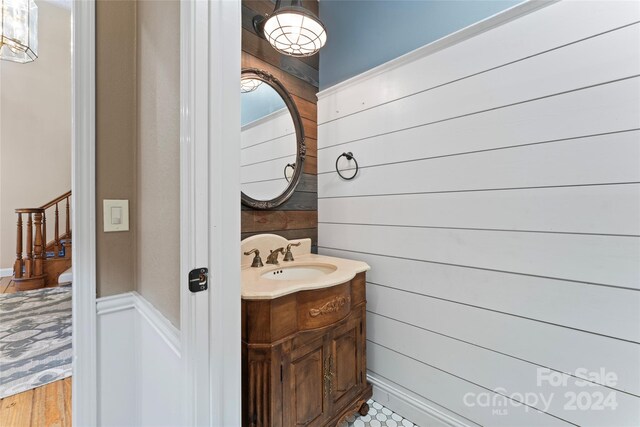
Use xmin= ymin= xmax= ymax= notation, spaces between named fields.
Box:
xmin=189 ymin=268 xmax=208 ymax=293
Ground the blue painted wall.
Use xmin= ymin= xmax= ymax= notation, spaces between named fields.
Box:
xmin=241 ymin=82 xmax=287 ymax=126
xmin=319 ymin=0 xmax=522 ymax=89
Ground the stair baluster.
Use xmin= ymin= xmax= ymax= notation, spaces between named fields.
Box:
xmin=55 ymin=202 xmax=60 ymax=257
xmin=65 ymin=196 xmax=71 ymax=240
xmin=42 ymin=211 xmax=47 ymax=259
xmin=25 ymin=213 xmax=33 ymax=278
xmin=34 ymin=212 xmax=44 ymax=276
xmin=13 ymin=191 xmax=71 ymax=290
xmin=14 ymin=213 xmax=23 ymax=279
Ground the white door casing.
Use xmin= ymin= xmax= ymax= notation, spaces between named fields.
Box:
xmin=181 ymin=0 xmax=242 ymax=426
xmin=72 ymin=0 xmax=98 ymax=425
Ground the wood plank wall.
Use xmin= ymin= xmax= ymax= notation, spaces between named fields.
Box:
xmin=317 ymin=2 xmax=640 ymax=426
xmin=241 ymin=0 xmax=319 ymax=250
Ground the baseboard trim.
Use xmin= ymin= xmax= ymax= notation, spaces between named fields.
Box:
xmin=368 ymin=373 xmax=473 ymax=427
xmin=0 ymin=268 xmax=13 ymax=278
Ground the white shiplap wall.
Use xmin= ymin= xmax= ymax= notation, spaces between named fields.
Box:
xmin=317 ymin=1 xmax=640 ymax=426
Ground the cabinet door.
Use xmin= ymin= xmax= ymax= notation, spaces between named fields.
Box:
xmin=329 ymin=312 xmax=364 ymax=411
xmin=283 ymin=336 xmax=329 ymax=427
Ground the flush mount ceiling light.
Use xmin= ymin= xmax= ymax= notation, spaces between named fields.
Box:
xmin=253 ymin=0 xmax=327 ymax=58
xmin=240 ymin=78 xmax=263 ymax=93
xmin=0 ymin=0 xmax=38 ymax=63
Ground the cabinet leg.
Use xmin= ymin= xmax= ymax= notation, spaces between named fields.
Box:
xmin=358 ymin=402 xmax=369 ymax=416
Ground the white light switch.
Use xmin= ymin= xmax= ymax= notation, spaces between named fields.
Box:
xmin=111 ymin=207 xmax=122 ymax=224
xmin=104 ymin=200 xmax=129 ymax=232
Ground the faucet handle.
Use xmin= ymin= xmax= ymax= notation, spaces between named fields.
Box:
xmin=243 ymin=248 xmax=264 ymax=268
xmin=283 ymin=242 xmax=301 ymax=262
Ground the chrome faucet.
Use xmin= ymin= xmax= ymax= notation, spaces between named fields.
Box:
xmin=243 ymin=248 xmax=264 ymax=268
xmin=266 ymin=247 xmax=285 ymax=265
xmin=283 ymin=242 xmax=301 ymax=261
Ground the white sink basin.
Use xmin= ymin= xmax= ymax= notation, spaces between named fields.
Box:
xmin=261 ymin=264 xmax=337 ymax=281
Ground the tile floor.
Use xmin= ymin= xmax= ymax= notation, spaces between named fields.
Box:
xmin=343 ymin=399 xmax=419 ymax=427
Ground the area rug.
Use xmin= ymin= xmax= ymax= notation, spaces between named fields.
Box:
xmin=0 ymin=286 xmax=72 ymax=398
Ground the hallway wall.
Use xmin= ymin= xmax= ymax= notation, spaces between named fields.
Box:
xmin=0 ymin=1 xmax=71 ymax=271
xmin=96 ymin=0 xmax=181 ymax=327
xmin=96 ymin=0 xmax=137 ymax=297
xmin=135 ymin=0 xmax=181 ymax=328
xmin=317 ymin=1 xmax=640 ymax=425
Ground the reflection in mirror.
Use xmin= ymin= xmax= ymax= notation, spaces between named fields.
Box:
xmin=241 ymin=78 xmax=298 ymax=203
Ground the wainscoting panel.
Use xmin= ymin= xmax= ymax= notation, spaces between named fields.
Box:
xmin=97 ymin=293 xmax=182 ymax=426
xmin=317 ymin=1 xmax=640 ymax=425
xmin=96 ymin=294 xmax=138 ymax=427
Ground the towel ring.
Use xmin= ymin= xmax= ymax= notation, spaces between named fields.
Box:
xmin=336 ymin=152 xmax=358 ymax=180
xmin=284 ymin=163 xmax=296 ymax=182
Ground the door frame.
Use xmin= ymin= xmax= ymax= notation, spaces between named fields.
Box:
xmin=71 ymin=0 xmax=97 ymax=425
xmin=180 ymin=0 xmax=242 ymax=425
xmin=72 ymin=0 xmax=242 ymax=425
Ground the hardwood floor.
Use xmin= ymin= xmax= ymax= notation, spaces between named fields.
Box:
xmin=0 ymin=276 xmax=72 ymax=426
xmin=0 ymin=276 xmax=16 ymax=294
xmin=0 ymin=378 xmax=72 ymax=427
xmin=0 ymin=276 xmax=64 ymax=295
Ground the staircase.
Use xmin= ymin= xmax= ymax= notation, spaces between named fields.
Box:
xmin=13 ymin=191 xmax=72 ymax=291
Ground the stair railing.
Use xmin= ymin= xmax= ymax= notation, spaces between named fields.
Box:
xmin=14 ymin=191 xmax=71 ymax=280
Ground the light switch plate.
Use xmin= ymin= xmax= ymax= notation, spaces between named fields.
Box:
xmin=103 ymin=199 xmax=129 ymax=232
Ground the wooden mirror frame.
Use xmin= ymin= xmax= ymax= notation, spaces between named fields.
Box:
xmin=241 ymin=68 xmax=306 ymax=210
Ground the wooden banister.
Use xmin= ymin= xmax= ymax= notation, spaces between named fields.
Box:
xmin=13 ymin=191 xmax=71 ymax=286
xmin=39 ymin=190 xmax=72 ymax=210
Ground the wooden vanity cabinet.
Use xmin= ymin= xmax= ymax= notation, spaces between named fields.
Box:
xmin=242 ymin=272 xmax=372 ymax=427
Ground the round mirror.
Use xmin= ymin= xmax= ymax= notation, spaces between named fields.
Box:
xmin=241 ymin=68 xmax=305 ymax=209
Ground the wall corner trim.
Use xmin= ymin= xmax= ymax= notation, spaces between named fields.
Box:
xmin=368 ymin=373 xmax=473 ymax=427
xmin=0 ymin=268 xmax=13 ymax=278
xmin=316 ymin=0 xmax=557 ymax=101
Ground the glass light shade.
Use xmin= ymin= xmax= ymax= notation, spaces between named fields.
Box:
xmin=0 ymin=0 xmax=38 ymax=63
xmin=263 ymin=7 xmax=326 ymax=57
xmin=241 ymin=78 xmax=263 ymax=93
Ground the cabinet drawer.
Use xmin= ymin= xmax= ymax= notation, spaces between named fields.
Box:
xmin=297 ymin=282 xmax=351 ymax=331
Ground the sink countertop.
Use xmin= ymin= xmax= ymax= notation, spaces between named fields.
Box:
xmin=241 ymin=253 xmax=370 ymax=300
